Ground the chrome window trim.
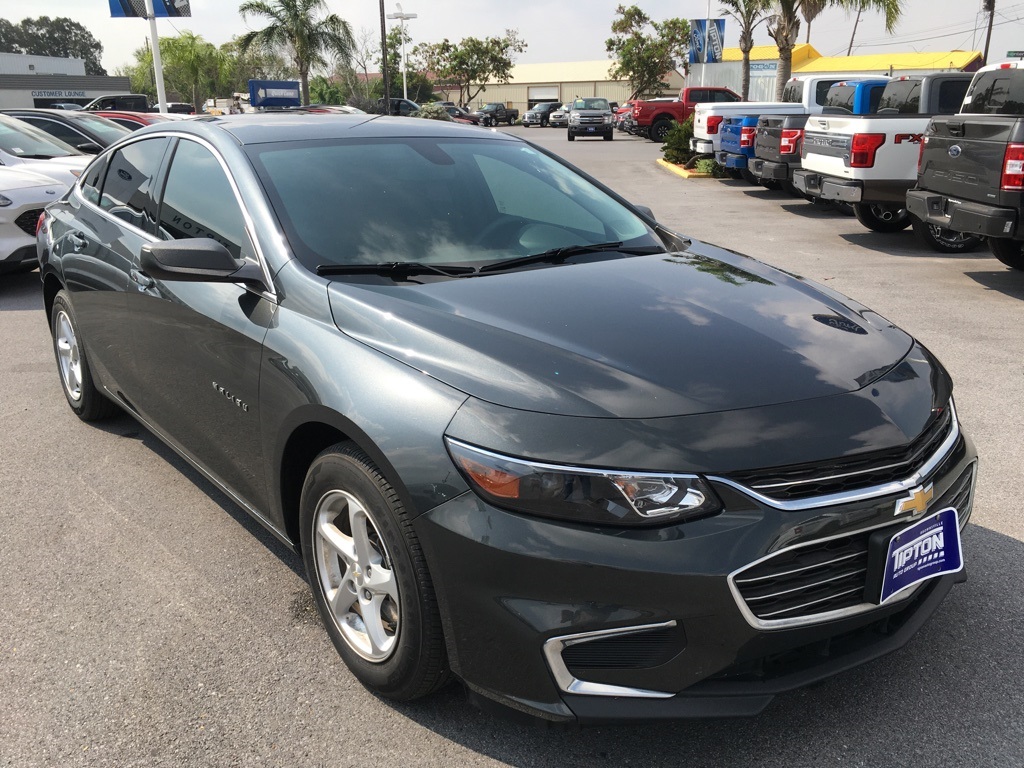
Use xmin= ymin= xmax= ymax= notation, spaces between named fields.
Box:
xmin=542 ymin=621 xmax=677 ymax=698
xmin=728 ymin=460 xmax=976 ymax=631
xmin=19 ymin=115 xmax=92 ymax=145
xmin=710 ymin=399 xmax=960 ymax=512
xmin=73 ymin=130 xmax=278 ymax=302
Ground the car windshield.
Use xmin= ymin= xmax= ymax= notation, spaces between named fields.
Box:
xmin=0 ymin=114 xmax=79 ymax=157
xmin=70 ymin=114 xmax=132 ymax=143
xmin=246 ymin=137 xmax=659 ymax=273
xmin=573 ymin=99 xmax=610 ymax=110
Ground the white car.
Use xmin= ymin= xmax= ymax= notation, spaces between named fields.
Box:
xmin=0 ymin=166 xmax=67 ymax=275
xmin=0 ymin=114 xmax=90 ymax=186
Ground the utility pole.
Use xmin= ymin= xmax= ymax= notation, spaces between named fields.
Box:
xmin=386 ymin=4 xmax=417 ymax=100
xmin=144 ymin=0 xmax=168 ymax=113
xmin=847 ymin=5 xmax=863 ymax=56
xmin=378 ymin=0 xmax=390 ymax=110
xmin=700 ymin=0 xmax=710 ymax=86
xmin=983 ymin=0 xmax=996 ymax=66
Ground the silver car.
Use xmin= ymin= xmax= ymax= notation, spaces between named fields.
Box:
xmin=548 ymin=103 xmax=572 ymax=128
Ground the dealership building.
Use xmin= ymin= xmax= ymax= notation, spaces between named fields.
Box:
xmin=0 ymin=53 xmax=132 ymax=108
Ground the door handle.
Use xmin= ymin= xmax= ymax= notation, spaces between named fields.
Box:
xmin=130 ymin=268 xmax=154 ymax=289
xmin=68 ymin=232 xmax=88 ymax=251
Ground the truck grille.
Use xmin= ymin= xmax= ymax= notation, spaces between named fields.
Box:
xmin=15 ymin=209 xmax=43 ymax=237
xmin=731 ymin=463 xmax=974 ymax=626
xmin=726 ymin=407 xmax=953 ymax=502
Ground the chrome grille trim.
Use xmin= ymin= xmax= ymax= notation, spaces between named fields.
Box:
xmin=710 ymin=400 xmax=960 ymax=512
xmin=734 ymin=550 xmax=864 ymax=585
xmin=743 ymin=567 xmax=868 ymax=603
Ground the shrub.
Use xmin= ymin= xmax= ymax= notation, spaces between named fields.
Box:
xmin=410 ymin=102 xmax=453 ymax=121
xmin=694 ymin=158 xmax=730 ymax=177
xmin=662 ymin=117 xmax=694 ymax=164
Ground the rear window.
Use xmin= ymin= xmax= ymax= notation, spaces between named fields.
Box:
xmin=937 ymin=79 xmax=970 ymax=114
xmin=782 ymin=82 xmax=803 ymax=104
xmin=824 ymin=85 xmax=856 ymax=113
xmin=962 ymin=70 xmax=1024 ymax=115
xmin=878 ymin=80 xmax=922 ymax=113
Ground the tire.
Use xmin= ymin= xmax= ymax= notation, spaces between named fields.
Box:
xmin=650 ymin=119 xmax=673 ymax=143
xmin=910 ymin=217 xmax=984 ymax=254
xmin=726 ymin=168 xmax=743 ymax=180
xmin=50 ymin=290 xmax=118 ymax=421
xmin=852 ymin=202 xmax=912 ymax=233
xmin=603 ymin=132 xmax=613 ymax=141
xmin=740 ymin=168 xmax=760 ymax=186
xmin=988 ymin=237 xmax=1024 ymax=270
xmin=300 ymin=442 xmax=450 ymax=701
xmin=781 ymin=180 xmax=802 ymax=197
xmin=761 ymin=179 xmax=782 ymax=191
xmin=567 ymin=131 xmax=574 ymax=141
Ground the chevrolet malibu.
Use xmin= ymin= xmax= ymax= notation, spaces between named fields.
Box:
xmin=37 ymin=115 xmax=976 ymax=723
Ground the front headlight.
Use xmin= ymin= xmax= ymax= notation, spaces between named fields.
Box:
xmin=604 ymin=114 xmax=614 ymax=124
xmin=570 ymin=111 xmax=581 ymax=119
xmin=0 ymin=193 xmax=12 ymax=207
xmin=446 ymin=438 xmax=722 ymax=526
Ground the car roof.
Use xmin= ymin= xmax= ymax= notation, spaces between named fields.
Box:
xmin=152 ymin=113 xmax=518 ymax=145
xmin=1 ymin=108 xmax=95 ymax=120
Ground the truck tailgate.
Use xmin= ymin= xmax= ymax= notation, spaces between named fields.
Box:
xmin=802 ymin=114 xmax=862 ymax=179
xmin=919 ymin=115 xmax=1024 ymax=202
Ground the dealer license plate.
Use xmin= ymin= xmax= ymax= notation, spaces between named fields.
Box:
xmin=879 ymin=508 xmax=962 ymax=604
xmin=587 ymin=126 xmax=595 ymax=132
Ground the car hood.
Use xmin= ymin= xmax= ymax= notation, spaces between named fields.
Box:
xmin=9 ymin=155 xmax=88 ymax=186
xmin=327 ymin=243 xmax=913 ymax=418
xmin=0 ymin=165 xmax=68 ymax=191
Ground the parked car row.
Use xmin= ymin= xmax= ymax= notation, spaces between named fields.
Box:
xmin=625 ymin=88 xmax=741 ymax=142
xmin=681 ymin=66 xmax=1024 ymax=264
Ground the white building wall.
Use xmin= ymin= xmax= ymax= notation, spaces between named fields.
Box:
xmin=0 ymin=53 xmax=86 ymax=76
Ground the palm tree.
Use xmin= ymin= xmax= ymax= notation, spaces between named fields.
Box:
xmin=720 ymin=0 xmax=770 ymax=100
xmin=238 ymin=0 xmax=354 ymax=106
xmin=765 ymin=0 xmax=902 ymax=99
xmin=801 ymin=0 xmax=826 ymax=43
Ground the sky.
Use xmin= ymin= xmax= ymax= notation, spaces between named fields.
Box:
xmin=15 ymin=0 xmax=1024 ymax=74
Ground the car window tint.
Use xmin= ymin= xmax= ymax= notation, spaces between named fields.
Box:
xmin=0 ymin=114 xmax=77 ymax=157
xmin=159 ymin=139 xmax=247 ymax=259
xmin=19 ymin=117 xmax=89 ymax=147
xmin=878 ymin=80 xmax=921 ymax=113
xmin=72 ymin=114 xmax=130 ymax=143
xmin=99 ymin=137 xmax=170 ymax=231
xmin=79 ymin=153 xmax=110 ymax=206
xmin=963 ymin=71 xmax=1024 ymax=114
xmin=937 ymin=79 xmax=970 ymax=114
xmin=110 ymin=118 xmax=141 ymax=131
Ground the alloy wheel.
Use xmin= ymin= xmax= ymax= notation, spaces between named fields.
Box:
xmin=54 ymin=309 xmax=83 ymax=402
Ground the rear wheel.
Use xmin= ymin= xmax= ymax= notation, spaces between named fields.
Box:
xmin=853 ymin=202 xmax=912 ymax=233
xmin=50 ymin=291 xmax=118 ymax=421
xmin=910 ymin=217 xmax=984 ymax=253
xmin=988 ymin=237 xmax=1024 ymax=270
xmin=781 ymin=180 xmax=802 ymax=197
xmin=300 ymin=443 xmax=450 ymax=700
xmin=650 ymin=119 xmax=673 ymax=143
xmin=740 ymin=168 xmax=760 ymax=186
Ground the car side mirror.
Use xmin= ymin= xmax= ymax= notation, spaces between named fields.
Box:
xmin=76 ymin=142 xmax=102 ymax=154
xmin=140 ymin=238 xmax=267 ymax=290
xmin=634 ymin=205 xmax=656 ymax=222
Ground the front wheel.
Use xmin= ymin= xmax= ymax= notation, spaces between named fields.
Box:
xmin=853 ymin=203 xmax=912 ymax=233
xmin=603 ymin=131 xmax=613 ymax=141
xmin=567 ymin=130 xmax=575 ymax=141
xmin=50 ymin=291 xmax=118 ymax=421
xmin=988 ymin=237 xmax=1024 ymax=270
xmin=300 ymin=443 xmax=450 ymax=700
xmin=910 ymin=217 xmax=984 ymax=253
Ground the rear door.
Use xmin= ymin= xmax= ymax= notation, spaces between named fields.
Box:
xmin=126 ymin=136 xmax=276 ymax=509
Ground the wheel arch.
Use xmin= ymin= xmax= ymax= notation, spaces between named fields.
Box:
xmin=42 ymin=271 xmax=63 ymax=324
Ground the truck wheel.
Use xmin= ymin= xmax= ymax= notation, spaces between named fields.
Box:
xmin=853 ymin=203 xmax=912 ymax=233
xmin=740 ymin=169 xmax=760 ymax=186
xmin=650 ymin=119 xmax=673 ymax=143
xmin=567 ymin=131 xmax=574 ymax=141
xmin=604 ymin=132 xmax=613 ymax=141
xmin=910 ymin=217 xmax=984 ymax=254
xmin=781 ymin=181 xmax=802 ymax=198
xmin=988 ymin=237 xmax=1024 ymax=270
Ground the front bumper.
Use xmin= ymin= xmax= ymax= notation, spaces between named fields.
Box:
xmin=568 ymin=122 xmax=612 ymax=137
xmin=416 ymin=431 xmax=977 ymax=723
xmin=521 ymin=115 xmax=546 ymax=126
xmin=906 ymin=190 xmax=1019 ymax=239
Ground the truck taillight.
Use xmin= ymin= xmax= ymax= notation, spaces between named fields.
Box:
xmin=1002 ymin=143 xmax=1024 ymax=190
xmin=850 ymin=133 xmax=885 ymax=168
xmin=708 ymin=115 xmax=724 ymax=134
xmin=740 ymin=126 xmax=756 ymax=148
xmin=780 ymin=128 xmax=803 ymax=155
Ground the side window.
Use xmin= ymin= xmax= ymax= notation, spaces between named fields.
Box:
xmin=937 ymin=79 xmax=970 ymax=114
xmin=815 ymin=80 xmax=839 ymax=105
xmin=158 ymin=139 xmax=248 ymax=259
xmin=868 ymin=85 xmax=885 ymax=114
xmin=99 ymin=137 xmax=170 ymax=231
xmin=716 ymin=90 xmax=739 ymax=102
xmin=21 ymin=117 xmax=87 ymax=147
xmin=79 ymin=153 xmax=110 ymax=206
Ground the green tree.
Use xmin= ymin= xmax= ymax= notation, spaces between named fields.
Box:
xmin=801 ymin=0 xmax=827 ymax=43
xmin=605 ymin=6 xmax=690 ymax=101
xmin=219 ymin=37 xmax=298 ymax=95
xmin=160 ymin=31 xmax=224 ymax=111
xmin=766 ymin=0 xmax=902 ymax=98
xmin=415 ymin=31 xmax=526 ymax=107
xmin=2 ymin=16 xmax=106 ymax=75
xmin=237 ymin=0 xmax=354 ymax=106
xmin=720 ymin=0 xmax=770 ymax=100
xmin=309 ymin=74 xmax=346 ymax=104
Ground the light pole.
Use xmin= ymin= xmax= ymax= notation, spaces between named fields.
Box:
xmin=386 ymin=3 xmax=417 ymax=100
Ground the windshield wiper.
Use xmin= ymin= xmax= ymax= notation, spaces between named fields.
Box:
xmin=478 ymin=242 xmax=664 ymax=273
xmin=315 ymin=261 xmax=477 ymax=279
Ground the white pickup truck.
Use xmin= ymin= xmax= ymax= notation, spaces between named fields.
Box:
xmin=791 ymin=73 xmax=976 ymax=251
xmin=691 ymin=74 xmax=883 ymax=155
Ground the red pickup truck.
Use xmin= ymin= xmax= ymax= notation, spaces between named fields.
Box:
xmin=629 ymin=87 xmax=741 ymax=142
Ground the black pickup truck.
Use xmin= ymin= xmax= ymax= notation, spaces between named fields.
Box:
xmin=750 ymin=114 xmax=810 ymax=195
xmin=907 ymin=63 xmax=1024 ymax=269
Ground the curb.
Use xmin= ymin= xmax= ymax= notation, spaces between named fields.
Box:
xmin=656 ymin=159 xmax=711 ymax=179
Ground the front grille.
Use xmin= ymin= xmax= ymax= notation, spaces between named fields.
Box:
xmin=562 ymin=628 xmax=680 ymax=672
xmin=15 ymin=208 xmax=43 ymax=237
xmin=732 ymin=464 xmax=974 ymax=624
xmin=727 ymin=407 xmax=953 ymax=502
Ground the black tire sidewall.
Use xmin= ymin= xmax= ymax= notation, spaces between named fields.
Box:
xmin=988 ymin=236 xmax=1024 ymax=269
xmin=50 ymin=291 xmax=116 ymax=421
xmin=299 ymin=444 xmax=445 ymax=700
xmin=853 ymin=203 xmax=912 ymax=233
xmin=911 ymin=217 xmax=983 ymax=254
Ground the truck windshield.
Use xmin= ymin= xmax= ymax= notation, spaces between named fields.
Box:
xmin=573 ymin=99 xmax=610 ymax=110
xmin=962 ymin=70 xmax=1024 ymax=115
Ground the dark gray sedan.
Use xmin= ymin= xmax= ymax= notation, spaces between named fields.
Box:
xmin=37 ymin=115 xmax=976 ymax=723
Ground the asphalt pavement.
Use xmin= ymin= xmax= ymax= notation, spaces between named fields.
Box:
xmin=1 ymin=125 xmax=1021 ymax=767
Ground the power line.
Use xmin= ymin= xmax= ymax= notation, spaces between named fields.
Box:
xmin=850 ymin=2 xmax=1024 ymax=46
xmin=844 ymin=13 xmax=1023 ymax=49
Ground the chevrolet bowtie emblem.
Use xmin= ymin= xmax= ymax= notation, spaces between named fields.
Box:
xmin=895 ymin=484 xmax=933 ymax=517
